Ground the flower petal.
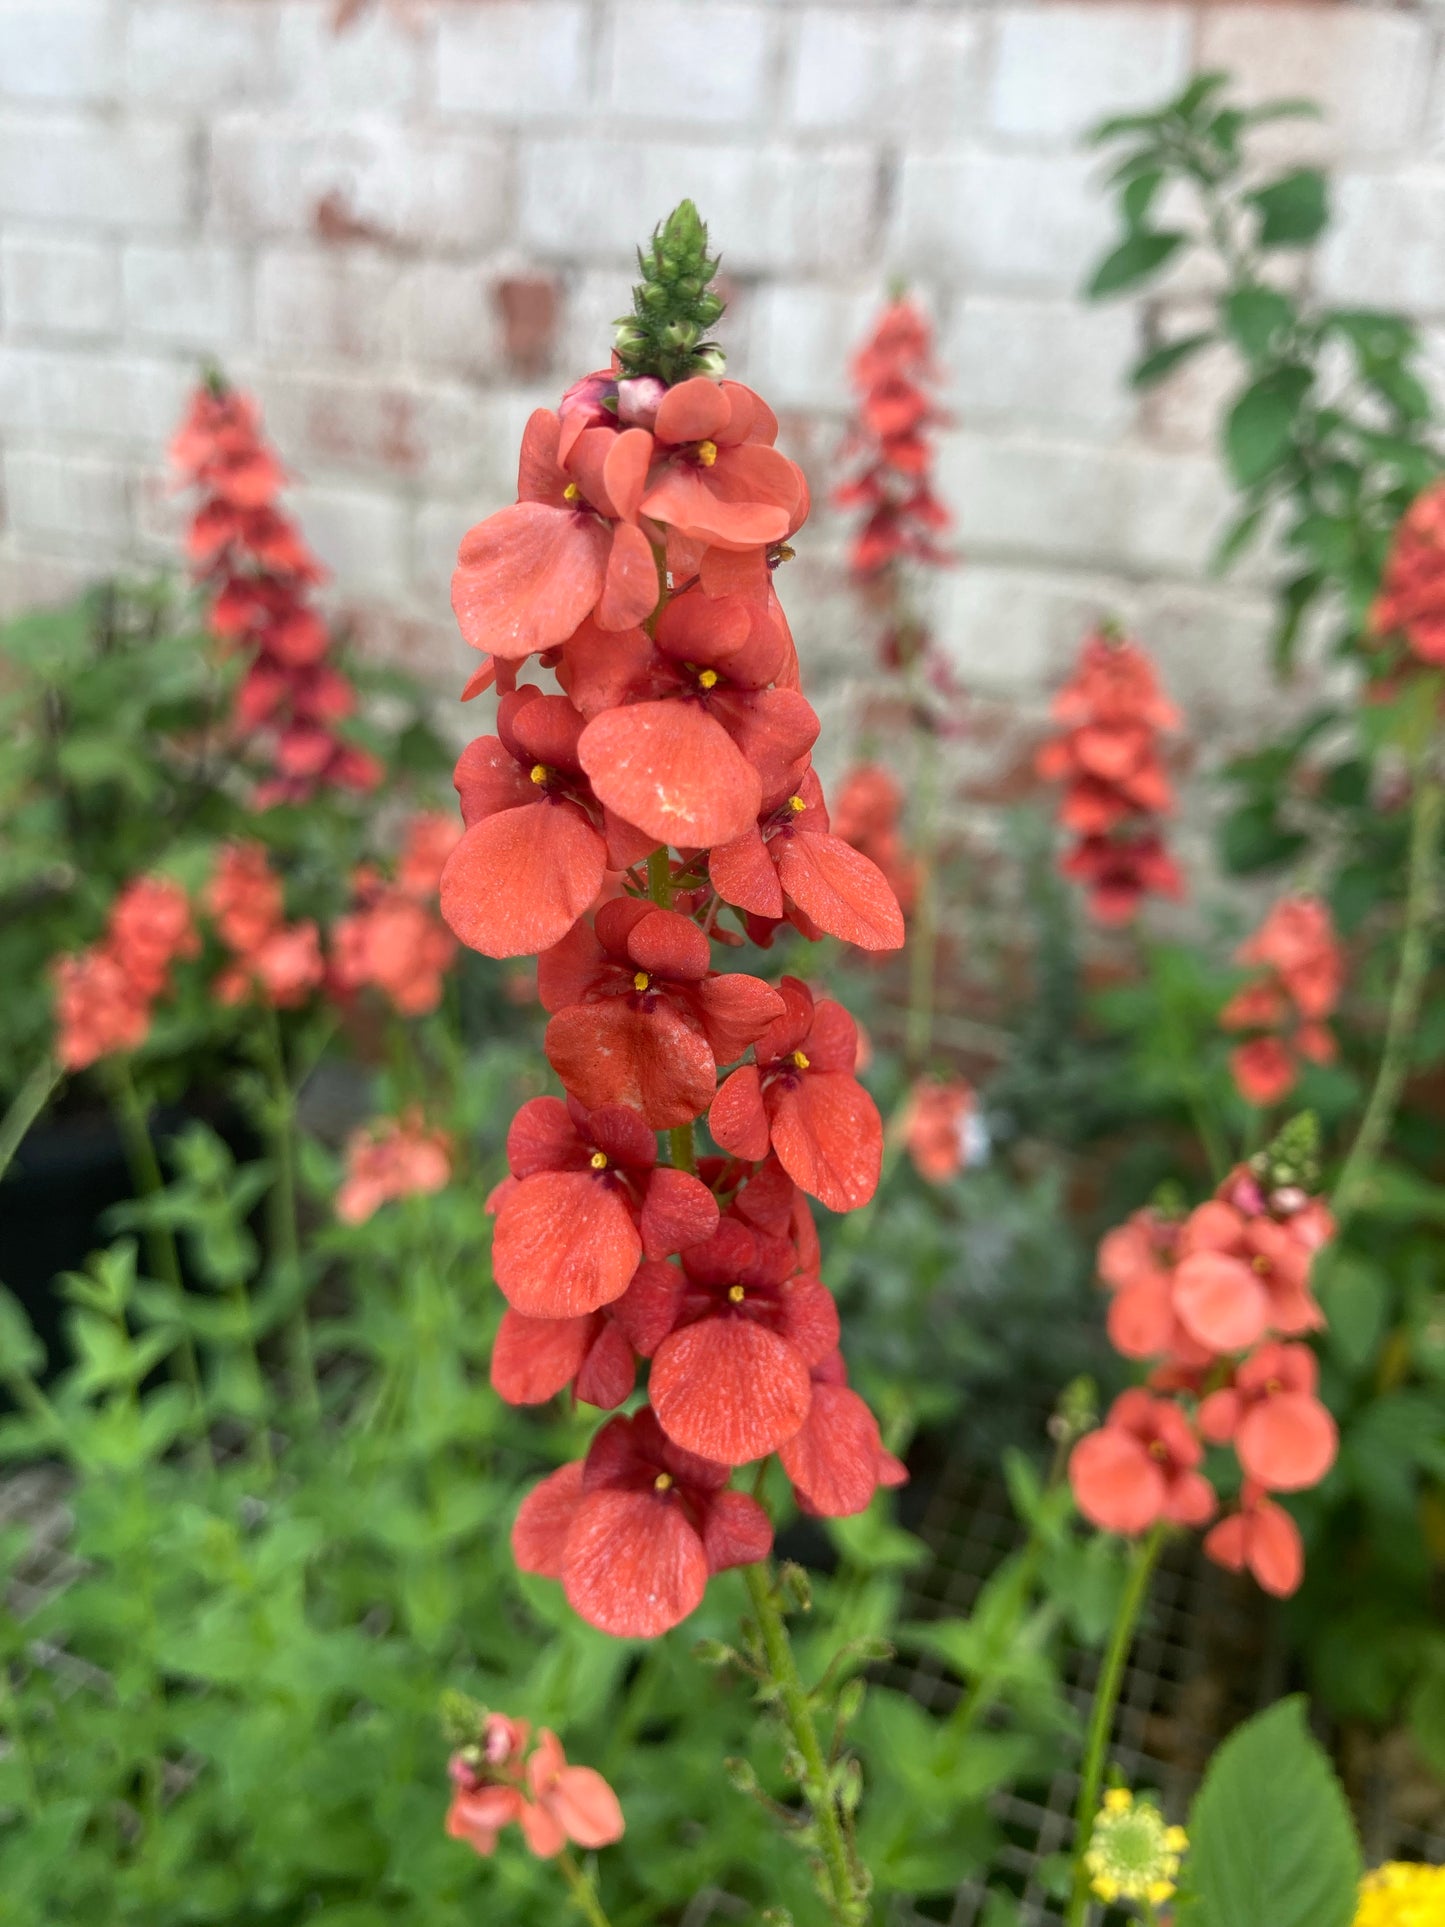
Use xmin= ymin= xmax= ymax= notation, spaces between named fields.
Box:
xmin=512 ymin=1462 xmax=586 ymax=1577
xmin=779 ymin=1383 xmax=883 ymax=1518
xmin=492 ymin=1308 xmax=595 ymax=1404
xmin=1174 ymin=1251 xmax=1270 ymax=1354
xmin=597 ymin=520 xmax=660 ymax=632
xmin=777 ymin=833 xmax=905 ymax=952
xmin=441 ymin=800 xmax=606 ymax=959
xmin=699 ymin=1489 xmax=773 ymax=1573
xmin=1069 ymin=1429 xmax=1164 ymax=1536
xmin=710 ymin=826 xmax=786 ymax=919
xmin=639 ymin=1167 xmax=721 ymax=1259
xmin=561 ymin=1488 xmax=708 ymax=1638
xmin=690 ymin=973 xmax=787 ymax=1066
xmin=453 ymin=501 xmax=609 ymax=659
xmin=545 ymin=1766 xmax=626 ymax=1849
xmin=709 ymin=1064 xmax=770 ymax=1161
xmin=650 ymin=1316 xmax=812 ymax=1465
xmin=1236 ymin=1393 xmax=1338 ymax=1492
xmin=545 ymin=999 xmax=717 ymax=1130
xmin=768 ymin=1072 xmax=882 ymax=1213
xmin=492 ymin=1171 xmax=642 ymax=1317
xmin=574 ymin=1319 xmax=637 ymax=1410
xmin=578 ymin=702 xmax=761 ymax=849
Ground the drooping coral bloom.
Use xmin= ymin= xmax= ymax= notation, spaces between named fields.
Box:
xmin=780 ymin=1350 xmax=907 ymax=1518
xmin=1039 ymin=629 xmax=1185 ymax=924
xmin=643 ymin=1213 xmax=841 ymax=1465
xmin=1197 ymin=1341 xmax=1338 ymax=1492
xmin=336 ymin=1110 xmax=452 ymax=1223
xmin=52 ymin=948 xmax=150 ymax=1071
xmin=1370 ymin=477 xmax=1445 ymax=667
xmin=490 ymin=1265 xmax=677 ymax=1412
xmin=512 ymin=1406 xmax=773 ymax=1637
xmin=445 ymin=1716 xmax=623 ymax=1862
xmin=1172 ymin=1198 xmax=1324 ymax=1355
xmin=171 ymin=379 xmax=379 ymax=804
xmin=487 ymin=1095 xmax=717 ymax=1318
xmin=1203 ymin=1481 xmax=1304 ymax=1598
xmin=206 ymin=842 xmax=285 ymax=955
xmin=708 ymin=766 xmax=904 ymax=952
xmin=541 ymin=899 xmax=783 ymax=1129
xmin=834 ymin=297 xmax=951 ymax=583
xmin=216 ymin=920 xmax=325 ymax=1010
xmin=440 ymin=687 xmax=620 ymax=961
xmin=1069 ymin=1389 xmax=1216 ymax=1537
xmin=1223 ymin=896 xmax=1344 ymax=1106
xmin=570 ymin=588 xmax=818 ymax=851
xmin=900 ymin=1076 xmax=974 ymax=1184
xmin=106 ymin=876 xmax=199 ymax=999
xmin=1095 ymin=1208 xmax=1212 ymax=1367
xmin=709 ymin=976 xmax=882 ymax=1212
xmin=331 ymin=871 xmax=457 ymax=1017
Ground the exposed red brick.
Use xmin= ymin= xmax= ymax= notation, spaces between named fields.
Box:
xmin=494 ymin=273 xmax=560 ymax=379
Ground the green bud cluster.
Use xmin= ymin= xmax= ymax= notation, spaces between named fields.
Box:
xmin=614 ymin=200 xmax=728 ymax=385
xmin=1253 ymin=1110 xmax=1321 ymax=1195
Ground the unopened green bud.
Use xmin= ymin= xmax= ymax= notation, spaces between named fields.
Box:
xmin=723 ymin=1756 xmax=759 ymax=1794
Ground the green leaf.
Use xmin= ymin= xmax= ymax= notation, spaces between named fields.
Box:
xmin=1087 ymin=230 xmax=1187 ymax=299
xmin=1314 ymin=1251 xmax=1389 ymax=1373
xmin=1132 ymin=331 xmax=1215 ymax=390
xmin=1223 ymin=370 xmax=1309 ymax=486
xmin=1122 ymin=169 xmax=1164 ymax=229
xmin=1248 ymin=169 xmax=1329 ymax=248
xmin=1224 ymin=285 xmax=1295 ymax=363
xmin=1407 ymin=1665 xmax=1445 ymax=1778
xmin=1211 ymin=502 xmax=1266 ymax=575
xmin=0 ymin=1284 xmax=44 ymax=1380
xmin=1187 ymin=1697 xmax=1361 ymax=1927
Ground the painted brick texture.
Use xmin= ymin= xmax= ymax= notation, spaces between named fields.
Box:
xmin=0 ymin=0 xmax=1442 ymax=744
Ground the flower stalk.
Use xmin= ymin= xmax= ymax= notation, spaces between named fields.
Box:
xmin=1065 ymin=1522 xmax=1166 ymax=1927
xmin=1334 ymin=770 xmax=1443 ymax=1228
xmin=256 ymin=1004 xmax=318 ymax=1418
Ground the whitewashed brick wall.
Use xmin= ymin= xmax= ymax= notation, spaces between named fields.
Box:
xmin=1 ymin=0 xmax=1442 ymax=751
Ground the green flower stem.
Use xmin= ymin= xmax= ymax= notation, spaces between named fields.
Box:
xmin=106 ymin=1057 xmax=209 ymax=1447
xmin=743 ymin=1559 xmax=869 ymax=1926
xmin=0 ymin=1055 xmax=62 ymax=1185
xmin=256 ymin=1006 xmax=319 ymax=1420
xmin=557 ymin=1848 xmax=615 ymax=1927
xmin=1334 ymin=771 xmax=1444 ymax=1230
xmin=646 ymin=844 xmax=673 ymax=908
xmin=1065 ymin=1523 xmax=1165 ymax=1927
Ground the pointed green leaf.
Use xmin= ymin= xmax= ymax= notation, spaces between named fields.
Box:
xmin=1087 ymin=230 xmax=1187 ymax=299
xmin=1188 ymin=1697 xmax=1361 ymax=1927
xmin=1247 ymin=169 xmax=1329 ymax=248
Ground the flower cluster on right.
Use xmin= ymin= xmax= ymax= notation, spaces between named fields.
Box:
xmin=1071 ymin=1126 xmax=1338 ymax=1597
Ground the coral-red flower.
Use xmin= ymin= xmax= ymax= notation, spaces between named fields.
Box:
xmin=1203 ymin=1481 xmax=1304 ymax=1598
xmin=541 ymin=899 xmax=783 ymax=1130
xmin=1370 ymin=477 xmax=1445 ymax=667
xmin=52 ymin=948 xmax=150 ymax=1071
xmin=569 ymin=588 xmax=818 ymax=851
xmin=445 ymin=1716 xmax=623 ymax=1862
xmin=332 ymin=872 xmax=456 ymax=1017
xmin=1198 ymin=1341 xmax=1338 ymax=1492
xmin=709 ymin=977 xmax=882 ymax=1212
xmin=488 ymin=1094 xmax=717 ymax=1318
xmin=900 ymin=1076 xmax=975 ymax=1184
xmin=1172 ymin=1198 xmax=1323 ymax=1355
xmin=512 ymin=1406 xmax=773 ymax=1637
xmin=1069 ymin=1389 xmax=1216 ymax=1537
xmin=1223 ymin=896 xmax=1344 ymax=1107
xmin=780 ymin=1351 xmax=907 ymax=1518
xmin=643 ymin=1212 xmax=841 ymax=1465
xmin=834 ymin=298 xmax=951 ymax=583
xmin=336 ymin=1110 xmax=452 ymax=1224
xmin=640 ymin=377 xmax=805 ymax=562
xmin=709 ymin=767 xmax=905 ymax=952
xmin=1096 ymin=1208 xmax=1211 ymax=1367
xmin=440 ymin=686 xmax=621 ymax=960
xmin=106 ymin=876 xmax=199 ymax=999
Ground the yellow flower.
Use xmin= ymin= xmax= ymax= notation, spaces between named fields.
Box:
xmin=1083 ymin=1788 xmax=1187 ymax=1908
xmin=1354 ymin=1862 xmax=1445 ymax=1927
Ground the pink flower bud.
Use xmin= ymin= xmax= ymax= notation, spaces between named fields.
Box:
xmin=617 ymin=376 xmax=667 ymax=428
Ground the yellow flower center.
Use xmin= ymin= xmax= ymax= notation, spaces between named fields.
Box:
xmin=1252 ymin=1254 xmax=1271 ymax=1274
xmin=788 ymin=795 xmax=806 ymax=814
xmin=633 ymin=971 xmax=651 ymax=992
xmin=728 ymin=1284 xmax=746 ymax=1305
xmin=696 ymin=440 xmax=718 ymax=467
xmin=791 ymin=1050 xmax=810 ymax=1070
xmin=1149 ymin=1438 xmax=1170 ymax=1461
xmin=653 ymin=1472 xmax=673 ymax=1493
xmin=562 ymin=481 xmax=580 ymax=502
xmin=697 ymin=668 xmax=719 ymax=690
xmin=530 ymin=764 xmax=548 ymax=785
xmin=589 ymin=1151 xmax=608 ymax=1171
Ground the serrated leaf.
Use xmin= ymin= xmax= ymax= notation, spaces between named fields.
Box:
xmin=1248 ymin=169 xmax=1329 ymax=248
xmin=1187 ymin=1697 xmax=1361 ymax=1927
xmin=1087 ymin=230 xmax=1187 ymax=299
